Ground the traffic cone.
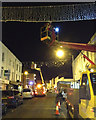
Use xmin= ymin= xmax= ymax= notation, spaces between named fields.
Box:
xmin=55 ymin=103 xmax=60 ymax=115
xmin=58 ymin=100 xmax=61 ymax=109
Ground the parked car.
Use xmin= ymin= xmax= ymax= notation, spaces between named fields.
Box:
xmin=2 ymin=98 xmax=8 ymax=114
xmin=22 ymin=88 xmax=34 ymax=99
xmin=2 ymin=89 xmax=23 ymax=108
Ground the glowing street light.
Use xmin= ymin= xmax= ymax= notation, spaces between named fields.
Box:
xmin=54 ymin=27 xmax=59 ymax=33
xmin=23 ymin=71 xmax=28 ymax=88
xmin=29 ymin=81 xmax=33 ymax=85
xmin=24 ymin=71 xmax=28 ymax=75
xmin=56 ymin=49 xmax=64 ymax=58
xmin=37 ymin=84 xmax=42 ymax=88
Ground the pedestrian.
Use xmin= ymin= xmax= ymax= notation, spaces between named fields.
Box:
xmin=56 ymin=90 xmax=63 ymax=104
xmin=61 ymin=89 xmax=67 ymax=101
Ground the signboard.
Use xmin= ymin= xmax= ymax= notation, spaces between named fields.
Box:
xmin=58 ymin=83 xmax=70 ymax=88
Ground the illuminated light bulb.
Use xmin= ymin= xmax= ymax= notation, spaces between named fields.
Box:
xmin=56 ymin=50 xmax=64 ymax=58
xmin=55 ymin=27 xmax=59 ymax=32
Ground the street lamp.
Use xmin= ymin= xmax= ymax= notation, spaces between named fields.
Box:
xmin=56 ymin=49 xmax=64 ymax=58
xmin=23 ymin=71 xmax=28 ymax=88
xmin=24 ymin=71 xmax=28 ymax=75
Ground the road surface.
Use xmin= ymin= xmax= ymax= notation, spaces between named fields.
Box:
xmin=2 ymin=92 xmax=68 ymax=119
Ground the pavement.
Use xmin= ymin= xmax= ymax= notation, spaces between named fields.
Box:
xmin=54 ymin=97 xmax=68 ymax=118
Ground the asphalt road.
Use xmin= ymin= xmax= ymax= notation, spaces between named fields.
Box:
xmin=2 ymin=92 xmax=68 ymax=119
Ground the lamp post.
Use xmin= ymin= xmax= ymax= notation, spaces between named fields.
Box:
xmin=23 ymin=71 xmax=28 ymax=88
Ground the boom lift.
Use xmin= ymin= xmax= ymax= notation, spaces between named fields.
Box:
xmin=40 ymin=23 xmax=96 ymax=64
xmin=40 ymin=23 xmax=96 ymax=119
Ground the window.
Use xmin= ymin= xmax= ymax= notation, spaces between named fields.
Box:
xmin=9 ymin=59 xmax=11 ymax=65
xmin=19 ymin=66 xmax=21 ymax=72
xmin=16 ymin=74 xmax=17 ymax=81
xmin=86 ymin=51 xmax=89 ymax=58
xmin=1 ymin=67 xmax=4 ymax=78
xmin=81 ymin=74 xmax=87 ymax=86
xmin=23 ymin=89 xmax=31 ymax=92
xmin=81 ymin=74 xmax=90 ymax=99
xmin=17 ymin=64 xmax=18 ymax=71
xmin=2 ymin=52 xmax=4 ymax=62
xmin=13 ymin=62 xmax=14 ymax=67
xmin=90 ymin=73 xmax=96 ymax=95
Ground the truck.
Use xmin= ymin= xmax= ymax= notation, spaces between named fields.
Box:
xmin=34 ymin=83 xmax=46 ymax=96
xmin=65 ymin=65 xmax=96 ymax=119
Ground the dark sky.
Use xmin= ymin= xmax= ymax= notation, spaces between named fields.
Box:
xmin=2 ymin=20 xmax=96 ymax=61
xmin=2 ymin=2 xmax=96 ymax=81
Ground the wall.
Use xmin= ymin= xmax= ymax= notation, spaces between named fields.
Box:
xmin=0 ymin=41 xmax=22 ymax=90
xmin=73 ymin=33 xmax=96 ymax=81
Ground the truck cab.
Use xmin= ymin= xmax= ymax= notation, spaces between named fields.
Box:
xmin=79 ymin=67 xmax=96 ymax=119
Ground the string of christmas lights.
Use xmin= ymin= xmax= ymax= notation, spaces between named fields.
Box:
xmin=1 ymin=3 xmax=96 ymax=22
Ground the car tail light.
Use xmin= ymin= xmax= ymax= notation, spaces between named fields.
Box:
xmin=43 ymin=91 xmax=45 ymax=94
xmin=8 ymin=96 xmax=14 ymax=99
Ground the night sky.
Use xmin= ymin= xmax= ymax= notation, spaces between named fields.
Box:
xmin=2 ymin=2 xmax=96 ymax=81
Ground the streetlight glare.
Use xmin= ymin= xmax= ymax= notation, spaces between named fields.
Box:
xmin=55 ymin=27 xmax=59 ymax=32
xmin=37 ymin=84 xmax=42 ymax=88
xmin=24 ymin=71 xmax=28 ymax=75
xmin=56 ymin=50 xmax=64 ymax=58
xmin=29 ymin=81 xmax=33 ymax=85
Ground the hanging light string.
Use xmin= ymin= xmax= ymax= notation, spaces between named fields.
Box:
xmin=1 ymin=3 xmax=96 ymax=22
